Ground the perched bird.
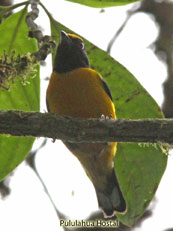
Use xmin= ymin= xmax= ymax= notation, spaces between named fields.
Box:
xmin=46 ymin=31 xmax=126 ymax=217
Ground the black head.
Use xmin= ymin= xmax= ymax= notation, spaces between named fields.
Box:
xmin=53 ymin=31 xmax=90 ymax=73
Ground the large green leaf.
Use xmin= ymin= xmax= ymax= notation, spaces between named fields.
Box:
xmin=47 ymin=15 xmax=167 ymax=227
xmin=0 ymin=8 xmax=40 ymax=181
xmin=65 ymin=0 xmax=139 ymax=8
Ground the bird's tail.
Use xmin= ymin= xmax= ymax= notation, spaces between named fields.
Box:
xmin=95 ymin=170 xmax=126 ymax=217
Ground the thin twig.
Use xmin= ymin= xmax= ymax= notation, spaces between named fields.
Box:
xmin=0 ymin=1 xmax=28 ymax=18
xmin=107 ymin=5 xmax=139 ymax=54
xmin=25 ymin=139 xmax=69 ymax=227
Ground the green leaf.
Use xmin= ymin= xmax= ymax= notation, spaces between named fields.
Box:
xmin=115 ymin=143 xmax=166 ymax=226
xmin=0 ymin=8 xmax=40 ymax=181
xmin=65 ymin=0 xmax=139 ymax=8
xmin=48 ymin=17 xmax=167 ymax=226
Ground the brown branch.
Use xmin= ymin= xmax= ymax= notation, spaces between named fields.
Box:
xmin=0 ymin=110 xmax=173 ymax=144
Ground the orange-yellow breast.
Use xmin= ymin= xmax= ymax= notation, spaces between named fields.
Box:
xmin=46 ymin=67 xmax=116 ymax=119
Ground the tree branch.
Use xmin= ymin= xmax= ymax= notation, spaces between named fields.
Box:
xmin=0 ymin=110 xmax=173 ymax=144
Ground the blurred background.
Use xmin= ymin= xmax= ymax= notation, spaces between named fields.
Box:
xmin=0 ymin=0 xmax=173 ymax=230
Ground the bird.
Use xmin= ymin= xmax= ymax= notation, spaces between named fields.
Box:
xmin=46 ymin=30 xmax=126 ymax=217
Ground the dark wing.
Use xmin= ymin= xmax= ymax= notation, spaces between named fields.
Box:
xmin=46 ymin=97 xmax=50 ymax=112
xmin=101 ymin=78 xmax=113 ymax=101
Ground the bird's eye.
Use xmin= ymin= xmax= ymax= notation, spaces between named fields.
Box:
xmin=79 ymin=42 xmax=85 ymax=49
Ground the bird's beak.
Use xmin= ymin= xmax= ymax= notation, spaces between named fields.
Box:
xmin=60 ymin=30 xmax=71 ymax=45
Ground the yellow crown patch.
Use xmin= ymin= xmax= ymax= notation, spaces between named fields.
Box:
xmin=68 ymin=33 xmax=83 ymax=41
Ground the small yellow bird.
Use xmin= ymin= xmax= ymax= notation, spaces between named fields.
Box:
xmin=46 ymin=31 xmax=126 ymax=217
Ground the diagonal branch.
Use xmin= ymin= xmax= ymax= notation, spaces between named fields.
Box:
xmin=107 ymin=9 xmax=135 ymax=54
xmin=0 ymin=110 xmax=173 ymax=144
